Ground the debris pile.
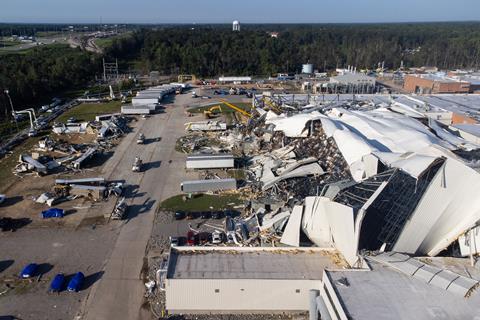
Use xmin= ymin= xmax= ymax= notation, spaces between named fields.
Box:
xmin=13 ymin=115 xmax=130 ymax=176
xmin=176 ymin=93 xmax=480 ymax=267
xmin=35 ymin=178 xmax=123 ymax=207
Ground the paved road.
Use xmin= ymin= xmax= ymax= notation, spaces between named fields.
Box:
xmin=79 ymin=94 xmax=196 ymax=320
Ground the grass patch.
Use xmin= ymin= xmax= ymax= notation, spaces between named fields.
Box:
xmin=159 ymin=193 xmax=243 ymax=212
xmin=0 ymin=40 xmax=20 ymax=47
xmin=187 ymin=102 xmax=251 ymax=114
xmin=35 ymin=31 xmax=64 ymax=37
xmin=56 ymin=101 xmax=121 ymax=123
xmin=0 ymin=120 xmax=31 ymax=140
xmin=94 ymin=33 xmax=132 ymax=49
xmin=226 ymin=169 xmax=246 ymax=180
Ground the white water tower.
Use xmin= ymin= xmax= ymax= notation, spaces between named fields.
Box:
xmin=302 ymin=63 xmax=314 ymax=74
xmin=233 ymin=20 xmax=241 ymax=32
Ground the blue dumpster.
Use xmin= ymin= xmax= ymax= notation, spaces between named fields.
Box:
xmin=67 ymin=272 xmax=84 ymax=292
xmin=42 ymin=208 xmax=64 ymax=219
xmin=20 ymin=263 xmax=38 ymax=278
xmin=49 ymin=273 xmax=65 ymax=292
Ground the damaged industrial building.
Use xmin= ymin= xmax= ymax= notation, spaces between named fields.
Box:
xmin=163 ymin=93 xmax=480 ymax=318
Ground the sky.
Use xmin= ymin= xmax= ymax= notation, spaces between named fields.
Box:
xmin=1 ymin=0 xmax=480 ymax=24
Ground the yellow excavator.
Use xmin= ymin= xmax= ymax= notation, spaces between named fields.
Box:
xmin=203 ymin=99 xmax=253 ymax=123
xmin=203 ymin=105 xmax=223 ymax=119
xmin=218 ymin=99 xmax=253 ymax=123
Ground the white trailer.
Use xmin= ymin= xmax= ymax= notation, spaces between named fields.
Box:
xmin=132 ymin=97 xmax=159 ymax=106
xmin=180 ymin=179 xmax=237 ymax=193
xmin=121 ymin=106 xmax=151 ymax=115
xmin=186 ymin=154 xmax=234 ymax=169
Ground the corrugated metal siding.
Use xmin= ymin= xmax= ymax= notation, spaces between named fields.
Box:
xmin=393 ymin=158 xmax=480 ymax=256
xmin=166 ymin=279 xmax=321 ymax=312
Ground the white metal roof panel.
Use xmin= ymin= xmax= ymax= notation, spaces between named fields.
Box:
xmin=412 ymin=264 xmax=442 ymax=283
xmin=429 ymin=270 xmax=459 ymax=289
xmin=447 ymin=276 xmax=479 ymax=297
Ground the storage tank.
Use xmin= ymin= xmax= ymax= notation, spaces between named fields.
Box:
xmin=302 ymin=64 xmax=314 ymax=74
xmin=233 ymin=20 xmax=240 ymax=32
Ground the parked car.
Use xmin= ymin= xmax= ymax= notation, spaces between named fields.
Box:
xmin=169 ymin=236 xmax=180 ymax=247
xmin=49 ymin=273 xmax=65 ymax=292
xmin=212 ymin=231 xmax=223 ymax=244
xmin=20 ymin=263 xmax=38 ymax=278
xmin=186 ymin=212 xmax=197 ymax=220
xmin=174 ymin=211 xmax=186 ymax=220
xmin=67 ymin=272 xmax=85 ymax=292
xmin=197 ymin=232 xmax=211 ymax=245
xmin=200 ymin=211 xmax=211 ymax=219
xmin=28 ymin=129 xmax=37 ymax=137
xmin=211 ymin=211 xmax=224 ymax=219
xmin=187 ymin=230 xmax=197 ymax=246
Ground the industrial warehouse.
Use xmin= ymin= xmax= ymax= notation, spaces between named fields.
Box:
xmin=4 ymin=3 xmax=480 ymax=318
xmin=151 ymin=90 xmax=480 ymax=319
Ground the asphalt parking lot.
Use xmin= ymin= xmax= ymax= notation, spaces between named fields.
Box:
xmin=0 ymin=224 xmax=117 ymax=320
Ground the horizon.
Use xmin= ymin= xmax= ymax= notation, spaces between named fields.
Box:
xmin=1 ymin=20 xmax=480 ymax=26
xmin=1 ymin=0 xmax=480 ymax=24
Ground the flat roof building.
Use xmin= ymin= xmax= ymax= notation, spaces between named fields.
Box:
xmin=165 ymin=247 xmax=345 ymax=314
xmin=404 ymin=74 xmax=471 ymax=94
xmin=320 ymin=253 xmax=480 ymax=320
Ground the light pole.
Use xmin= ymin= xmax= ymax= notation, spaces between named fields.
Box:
xmin=4 ymin=89 xmax=18 ymax=131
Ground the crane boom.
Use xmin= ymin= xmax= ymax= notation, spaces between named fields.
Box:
xmin=218 ymin=99 xmax=252 ymax=118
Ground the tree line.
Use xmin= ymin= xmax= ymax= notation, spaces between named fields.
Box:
xmin=2 ymin=23 xmax=480 ymax=120
xmin=0 ymin=45 xmax=100 ymax=117
xmin=105 ymin=23 xmax=480 ymax=77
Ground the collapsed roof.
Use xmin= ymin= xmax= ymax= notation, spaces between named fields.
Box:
xmin=262 ymin=99 xmax=480 ymax=266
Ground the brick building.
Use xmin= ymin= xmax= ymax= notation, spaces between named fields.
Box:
xmin=404 ymin=74 xmax=471 ymax=94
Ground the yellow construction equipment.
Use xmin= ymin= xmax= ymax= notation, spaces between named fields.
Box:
xmin=178 ymin=74 xmax=196 ymax=83
xmin=262 ymin=96 xmax=282 ymax=114
xmin=203 ymin=105 xmax=223 ymax=119
xmin=218 ymin=99 xmax=253 ymax=118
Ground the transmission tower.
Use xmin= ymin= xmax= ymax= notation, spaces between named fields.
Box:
xmin=103 ymin=58 xmax=119 ymax=82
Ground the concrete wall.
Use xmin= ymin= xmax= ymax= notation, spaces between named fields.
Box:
xmin=166 ymin=278 xmax=322 ymax=313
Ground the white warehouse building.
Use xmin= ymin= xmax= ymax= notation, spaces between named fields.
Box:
xmin=164 ymin=247 xmax=341 ymax=314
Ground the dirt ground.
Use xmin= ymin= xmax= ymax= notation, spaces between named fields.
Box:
xmin=0 ymin=132 xmax=119 ymax=227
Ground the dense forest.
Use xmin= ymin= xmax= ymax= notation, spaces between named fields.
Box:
xmin=106 ymin=23 xmax=480 ymax=76
xmin=0 ymin=45 xmax=99 ymax=110
xmin=2 ymin=23 xmax=480 ymax=114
